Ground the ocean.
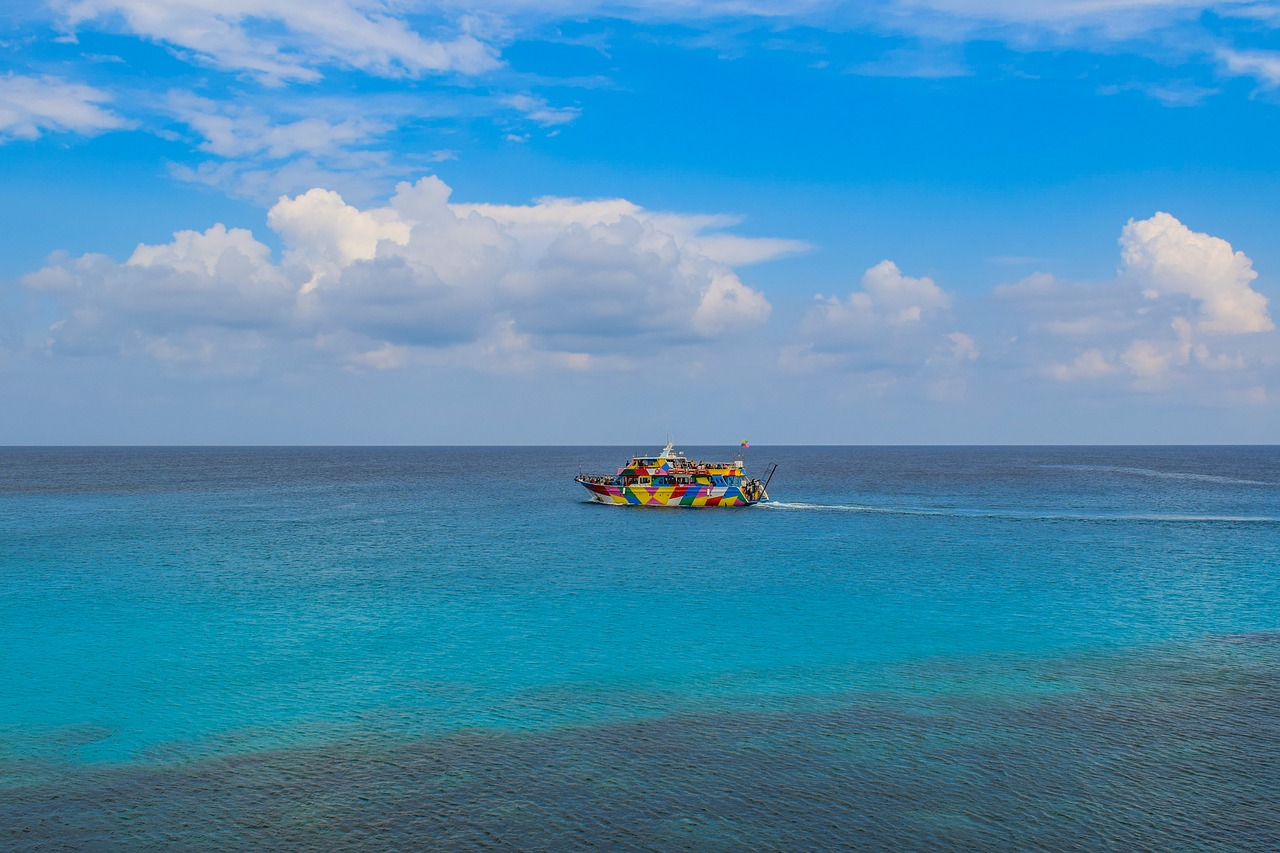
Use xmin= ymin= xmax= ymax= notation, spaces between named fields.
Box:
xmin=1 ymin=446 xmax=1278 ymax=850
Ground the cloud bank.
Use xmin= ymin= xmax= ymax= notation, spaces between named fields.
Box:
xmin=23 ymin=201 xmax=1270 ymax=403
xmin=774 ymin=211 xmax=1275 ymax=404
xmin=22 ymin=177 xmax=790 ymax=372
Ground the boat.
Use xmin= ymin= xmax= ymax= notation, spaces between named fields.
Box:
xmin=575 ymin=441 xmax=775 ymax=507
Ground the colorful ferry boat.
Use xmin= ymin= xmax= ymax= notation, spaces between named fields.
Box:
xmin=575 ymin=442 xmax=774 ymax=507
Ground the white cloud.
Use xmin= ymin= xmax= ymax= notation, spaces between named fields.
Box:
xmin=881 ymin=0 xmax=1246 ymax=40
xmin=43 ymin=0 xmax=1259 ymax=94
xmin=0 ymin=73 xmax=127 ymax=141
xmin=24 ymin=226 xmax=290 ymax=308
xmin=141 ymin=327 xmax=272 ymax=377
xmin=851 ymin=44 xmax=970 ymax=78
xmin=897 ymin=0 xmax=1200 ymax=21
xmin=1193 ymin=344 xmax=1246 ymax=370
xmin=1119 ymin=317 xmax=1197 ymax=384
xmin=693 ymin=272 xmax=772 ymax=335
xmin=1116 ymin=318 xmax=1250 ymax=386
xmin=345 ymin=341 xmax=409 ymax=370
xmin=503 ymin=94 xmax=581 ymax=126
xmin=162 ymin=90 xmax=591 ymax=204
xmin=863 ymin=259 xmax=951 ymax=321
xmin=992 ymin=271 xmax=1056 ymax=297
xmin=1098 ymin=81 xmax=1219 ymax=107
xmin=1045 ymin=348 xmax=1119 ymax=381
xmin=268 ymin=187 xmax=412 ymax=291
xmin=22 ymin=224 xmax=297 ymax=359
xmin=54 ymin=0 xmax=501 ymax=85
xmin=22 ymin=176 xmax=783 ymax=370
xmin=1119 ymin=211 xmax=1273 ymax=334
xmin=1121 ymin=337 xmax=1183 ymax=380
xmin=25 ymin=0 xmax=1272 ymax=110
xmin=455 ymin=196 xmax=809 ymax=268
xmin=127 ymin=222 xmax=277 ymax=279
xmin=946 ymin=330 xmax=979 ymax=361
xmin=793 ymin=259 xmax=974 ymax=392
xmin=170 ymin=154 xmax=405 ymax=209
xmin=170 ymin=93 xmax=391 ymax=160
xmin=490 ymin=209 xmax=771 ymax=344
xmin=1217 ymin=48 xmax=1280 ymax=88
xmin=994 ymin=272 xmax=1146 ymax=339
xmin=1000 ymin=213 xmax=1276 ymax=389
xmin=810 ymin=260 xmax=951 ymax=333
xmin=434 ymin=0 xmax=1239 ymax=34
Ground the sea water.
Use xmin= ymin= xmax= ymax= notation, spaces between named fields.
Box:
xmin=1 ymin=446 xmax=1277 ymax=850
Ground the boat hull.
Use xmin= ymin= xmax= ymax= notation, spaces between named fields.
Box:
xmin=577 ymin=480 xmax=763 ymax=507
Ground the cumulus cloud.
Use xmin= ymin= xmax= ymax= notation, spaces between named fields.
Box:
xmin=0 ymin=73 xmax=128 ymax=141
xmin=859 ymin=260 xmax=951 ymax=322
xmin=23 ymin=224 xmax=296 ymax=355
xmin=269 ymin=187 xmax=414 ymax=291
xmin=22 ymin=177 xmax=787 ymax=371
xmin=1002 ymin=212 xmax=1274 ymax=390
xmin=807 ymin=260 xmax=952 ymax=338
xmin=1119 ymin=211 xmax=1272 ymax=335
xmin=790 ymin=259 xmax=975 ymax=396
xmin=54 ymin=0 xmax=500 ymax=85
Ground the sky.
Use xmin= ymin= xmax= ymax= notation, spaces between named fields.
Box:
xmin=1 ymin=0 xmax=1279 ymax=444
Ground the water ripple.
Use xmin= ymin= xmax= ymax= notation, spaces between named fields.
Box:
xmin=2 ymin=640 xmax=1277 ymax=851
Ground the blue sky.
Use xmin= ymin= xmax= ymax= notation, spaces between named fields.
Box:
xmin=2 ymin=0 xmax=1279 ymax=443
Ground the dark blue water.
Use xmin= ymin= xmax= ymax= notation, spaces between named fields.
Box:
xmin=2 ymin=447 xmax=1278 ymax=850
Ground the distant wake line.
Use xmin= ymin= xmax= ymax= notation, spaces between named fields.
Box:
xmin=761 ymin=501 xmax=1279 ymax=523
xmin=1039 ymin=464 xmax=1278 ymax=487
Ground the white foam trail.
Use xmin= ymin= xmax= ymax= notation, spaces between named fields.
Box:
xmin=760 ymin=501 xmax=1279 ymax=523
xmin=1040 ymin=464 xmax=1277 ymax=487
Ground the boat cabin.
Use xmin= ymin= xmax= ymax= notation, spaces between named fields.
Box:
xmin=615 ymin=444 xmax=745 ymax=488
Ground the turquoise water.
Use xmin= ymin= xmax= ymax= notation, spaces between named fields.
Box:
xmin=2 ymin=446 xmax=1278 ymax=849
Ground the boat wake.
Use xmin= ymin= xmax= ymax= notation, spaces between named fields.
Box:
xmin=760 ymin=501 xmax=1280 ymax=523
xmin=1039 ymin=464 xmax=1277 ymax=487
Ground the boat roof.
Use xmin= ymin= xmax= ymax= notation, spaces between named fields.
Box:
xmin=624 ymin=441 xmax=745 ymax=471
